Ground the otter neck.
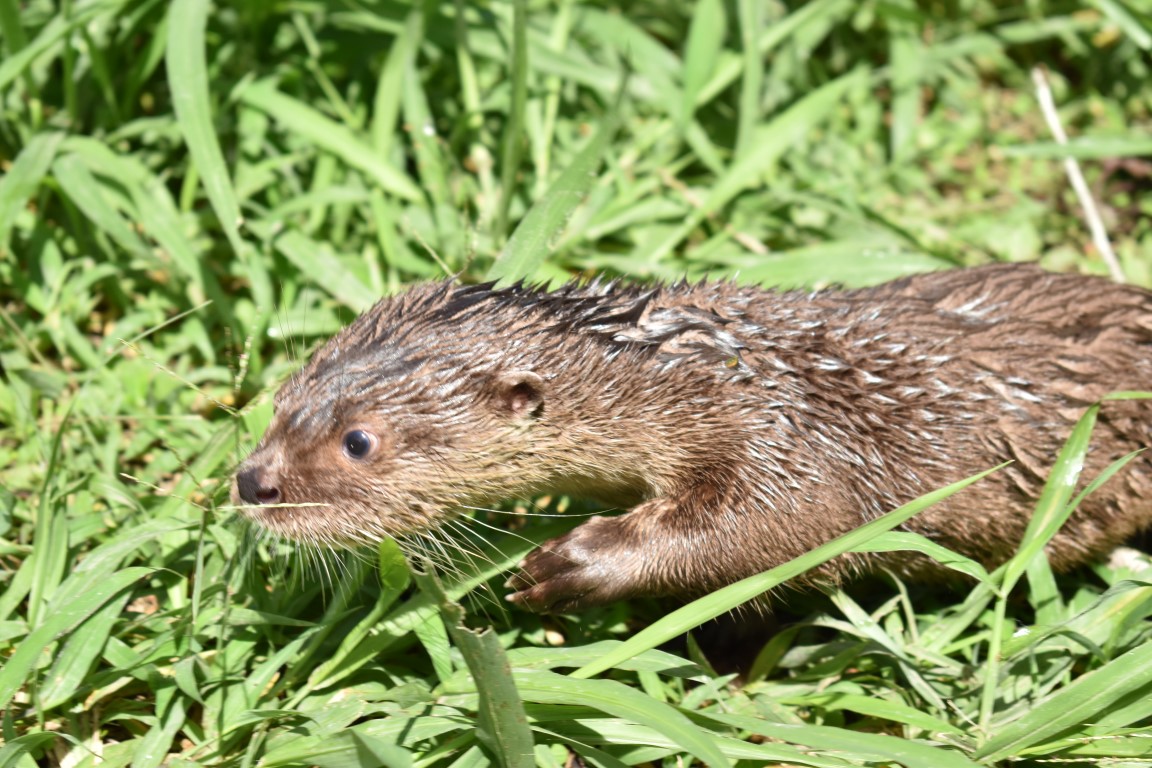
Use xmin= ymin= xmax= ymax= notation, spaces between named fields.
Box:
xmin=526 ymin=361 xmax=729 ymax=504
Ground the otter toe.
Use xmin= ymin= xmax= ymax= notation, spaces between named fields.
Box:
xmin=505 ymin=522 xmax=633 ymax=612
xmin=505 ymin=546 xmax=599 ymax=612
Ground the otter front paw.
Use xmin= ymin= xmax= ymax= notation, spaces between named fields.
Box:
xmin=505 ymin=517 xmax=634 ymax=613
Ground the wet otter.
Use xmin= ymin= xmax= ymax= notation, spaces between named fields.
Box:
xmin=232 ymin=264 xmax=1152 ymax=612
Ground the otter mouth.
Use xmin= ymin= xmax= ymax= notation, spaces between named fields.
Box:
xmin=236 ymin=500 xmax=351 ymax=543
xmin=235 ymin=497 xmax=429 ymax=550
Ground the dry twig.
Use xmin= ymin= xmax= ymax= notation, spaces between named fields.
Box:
xmin=1031 ymin=66 xmax=1125 ymax=283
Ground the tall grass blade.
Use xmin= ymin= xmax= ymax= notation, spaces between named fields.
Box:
xmin=1003 ymin=404 xmax=1099 ymax=591
xmin=0 ymin=0 xmax=28 ymax=56
xmin=264 ymin=731 xmax=415 ymax=768
xmin=415 ymin=571 xmax=535 ymax=768
xmin=1093 ymin=0 xmax=1152 ymax=48
xmin=680 ymin=0 xmax=726 ymax=126
xmin=735 ymin=0 xmax=763 ymax=158
xmin=166 ymin=0 xmax=245 ymax=253
xmin=496 ymin=0 xmax=530 ymax=237
xmin=695 ymin=0 xmax=848 ymax=107
xmin=1005 ymin=136 xmax=1152 ymax=158
xmin=487 ymin=83 xmax=624 ymax=284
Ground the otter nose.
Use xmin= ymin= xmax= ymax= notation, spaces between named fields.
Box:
xmin=235 ymin=467 xmax=281 ymax=505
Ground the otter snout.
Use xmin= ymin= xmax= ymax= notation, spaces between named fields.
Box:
xmin=233 ymin=465 xmax=281 ymax=506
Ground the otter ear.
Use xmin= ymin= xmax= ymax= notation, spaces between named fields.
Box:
xmin=494 ymin=371 xmax=545 ymax=419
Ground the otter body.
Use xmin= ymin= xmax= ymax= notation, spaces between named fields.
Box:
xmin=233 ymin=265 xmax=1152 ymax=612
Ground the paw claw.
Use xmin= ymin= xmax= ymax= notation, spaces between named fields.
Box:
xmin=505 ymin=517 xmax=632 ymax=613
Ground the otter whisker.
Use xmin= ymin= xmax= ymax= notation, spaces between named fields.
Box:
xmin=459 ymin=503 xmax=602 ymax=520
xmin=457 ymin=514 xmax=553 ymax=561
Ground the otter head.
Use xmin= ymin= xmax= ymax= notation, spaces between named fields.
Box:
xmin=231 ymin=291 xmax=550 ymax=547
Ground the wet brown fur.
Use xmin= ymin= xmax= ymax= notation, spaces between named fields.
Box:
xmin=233 ymin=264 xmax=1152 ymax=612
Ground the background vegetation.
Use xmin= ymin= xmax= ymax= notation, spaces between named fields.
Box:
xmin=2 ymin=0 xmax=1152 ymax=765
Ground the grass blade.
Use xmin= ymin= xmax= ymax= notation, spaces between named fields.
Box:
xmin=515 ymin=670 xmax=730 ymax=767
xmin=705 ymin=712 xmax=984 ymax=768
xmin=51 ymin=154 xmax=150 ymax=258
xmin=695 ymin=0 xmax=848 ymax=108
xmin=735 ymin=0 xmax=763 ymax=158
xmin=0 ymin=4 xmax=106 ymax=94
xmin=647 ymin=68 xmax=867 ymax=263
xmin=0 ymin=567 xmax=150 ymax=710
xmin=240 ymin=80 xmax=422 ymax=202
xmin=974 ymin=640 xmax=1152 ymax=762
xmin=0 ymin=132 xmax=63 ymax=251
xmin=486 ymin=84 xmax=624 ymax=284
xmin=888 ymin=16 xmax=922 ymax=161
xmin=37 ymin=574 xmax=128 ymax=709
xmin=166 ymin=0 xmax=245 ymax=253
xmin=790 ymin=692 xmax=964 ymax=735
xmin=1004 ymin=136 xmax=1152 ymax=158
xmin=680 ymin=0 xmax=726 ymax=126
xmin=256 ymin=224 xmax=377 ymax=311
xmin=496 ymin=0 xmax=530 ymax=237
xmin=0 ymin=0 xmax=28 ymax=56
xmin=1093 ymin=0 xmax=1152 ymax=48
xmin=416 ymin=571 xmax=535 ymax=768
xmin=58 ymin=137 xmax=210 ymax=297
xmin=856 ymin=531 xmax=990 ymax=583
xmin=1003 ymin=405 xmax=1099 ymax=590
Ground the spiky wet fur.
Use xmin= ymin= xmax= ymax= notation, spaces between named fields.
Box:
xmin=233 ymin=265 xmax=1152 ymax=612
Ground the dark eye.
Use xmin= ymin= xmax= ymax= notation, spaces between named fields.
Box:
xmin=342 ymin=429 xmax=376 ymax=459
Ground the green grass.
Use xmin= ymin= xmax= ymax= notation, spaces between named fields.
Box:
xmin=3 ymin=0 xmax=1152 ymax=765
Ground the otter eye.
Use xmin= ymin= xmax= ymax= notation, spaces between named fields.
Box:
xmin=342 ymin=429 xmax=376 ymax=459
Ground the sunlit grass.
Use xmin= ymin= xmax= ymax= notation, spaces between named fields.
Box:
xmin=2 ymin=0 xmax=1151 ymax=765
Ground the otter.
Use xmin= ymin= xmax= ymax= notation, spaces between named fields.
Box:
xmin=232 ymin=264 xmax=1152 ymax=612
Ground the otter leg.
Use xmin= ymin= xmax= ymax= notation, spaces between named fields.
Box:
xmin=506 ymin=492 xmax=744 ymax=613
